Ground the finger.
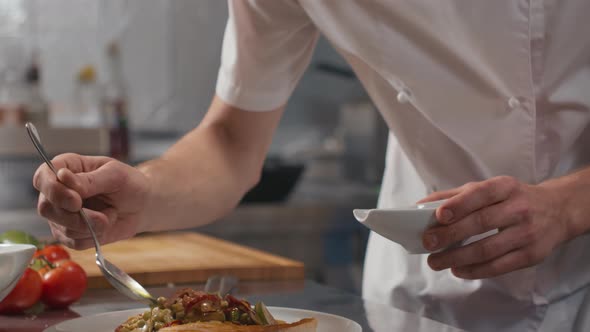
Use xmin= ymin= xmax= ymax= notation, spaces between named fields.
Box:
xmin=423 ymin=199 xmax=518 ymax=250
xmin=33 ymin=153 xmax=113 ymax=196
xmin=56 ymin=168 xmax=86 ymax=197
xmin=48 ymin=224 xmax=86 ymax=249
xmin=38 ymin=193 xmax=82 ymax=227
xmin=52 ymin=153 xmax=114 ymax=173
xmin=71 ymin=161 xmax=127 ymax=198
xmin=57 ymin=164 xmax=122 ymax=196
xmin=49 ymin=221 xmax=94 ymax=240
xmin=54 ymin=225 xmax=124 ymax=250
xmin=41 ymin=203 xmax=116 ymax=235
xmin=436 ymin=176 xmax=519 ymax=225
xmin=416 ymin=187 xmax=462 ymax=204
xmin=50 ymin=226 xmax=97 ymax=251
xmin=33 ymin=153 xmax=97 ymax=190
xmin=40 ymin=201 xmax=90 ymax=234
xmin=451 ymin=247 xmax=539 ymax=279
xmin=32 ymin=154 xmax=82 ymax=192
xmin=427 ymin=225 xmax=525 ymax=270
xmin=48 ymin=209 xmax=117 ymax=249
xmin=34 ymin=171 xmax=83 ymax=212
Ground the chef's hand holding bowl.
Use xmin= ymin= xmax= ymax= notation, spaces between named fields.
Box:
xmin=420 ymin=175 xmax=588 ymax=279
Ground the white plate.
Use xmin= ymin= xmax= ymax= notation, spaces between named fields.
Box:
xmin=44 ymin=307 xmax=362 ymax=332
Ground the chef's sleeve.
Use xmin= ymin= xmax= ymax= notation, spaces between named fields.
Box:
xmin=215 ymin=0 xmax=320 ymax=111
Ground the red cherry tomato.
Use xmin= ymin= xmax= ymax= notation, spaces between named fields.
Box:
xmin=35 ymin=245 xmax=70 ymax=263
xmin=0 ymin=268 xmax=43 ymax=314
xmin=41 ymin=260 xmax=87 ymax=309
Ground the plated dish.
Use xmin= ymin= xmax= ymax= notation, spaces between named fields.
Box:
xmin=45 ymin=306 xmax=361 ymax=332
xmin=115 ymin=288 xmax=316 ymax=331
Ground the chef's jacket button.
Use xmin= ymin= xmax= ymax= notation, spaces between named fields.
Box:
xmin=397 ymin=89 xmax=412 ymax=103
xmin=508 ymin=96 xmax=521 ymax=109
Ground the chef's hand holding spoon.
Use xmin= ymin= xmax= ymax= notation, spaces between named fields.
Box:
xmin=34 ymin=153 xmax=151 ymax=250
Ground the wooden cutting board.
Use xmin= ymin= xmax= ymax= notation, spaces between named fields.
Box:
xmin=65 ymin=232 xmax=304 ymax=288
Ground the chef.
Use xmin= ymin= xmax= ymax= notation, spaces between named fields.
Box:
xmin=33 ymin=1 xmax=590 ymax=331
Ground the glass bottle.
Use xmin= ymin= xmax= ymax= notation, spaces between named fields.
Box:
xmin=0 ymin=69 xmax=27 ymax=128
xmin=74 ymin=65 xmax=104 ymax=128
xmin=103 ymin=42 xmax=129 ymax=162
xmin=24 ymin=53 xmax=49 ymax=126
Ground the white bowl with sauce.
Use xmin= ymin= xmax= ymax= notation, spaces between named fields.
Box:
xmin=353 ymin=200 xmax=446 ymax=254
xmin=0 ymin=244 xmax=36 ymax=301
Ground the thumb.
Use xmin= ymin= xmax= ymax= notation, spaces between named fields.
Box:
xmin=57 ymin=162 xmax=126 ymax=199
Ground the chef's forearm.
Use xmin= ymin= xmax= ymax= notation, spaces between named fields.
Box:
xmin=135 ymin=96 xmax=284 ymax=232
xmin=540 ymin=166 xmax=590 ymax=240
xmin=135 ymin=128 xmax=251 ymax=232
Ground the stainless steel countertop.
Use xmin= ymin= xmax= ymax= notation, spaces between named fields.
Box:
xmin=0 ymin=280 xmax=464 ymax=332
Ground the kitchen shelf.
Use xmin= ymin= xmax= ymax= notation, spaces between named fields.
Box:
xmin=0 ymin=125 xmax=109 ymax=157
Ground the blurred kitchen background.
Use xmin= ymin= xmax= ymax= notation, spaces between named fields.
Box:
xmin=0 ymin=0 xmax=388 ymax=294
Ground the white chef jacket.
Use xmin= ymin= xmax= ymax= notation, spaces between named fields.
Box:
xmin=215 ymin=1 xmax=590 ymax=331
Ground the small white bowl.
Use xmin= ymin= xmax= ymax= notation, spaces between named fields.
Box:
xmin=353 ymin=200 xmax=446 ymax=254
xmin=0 ymin=244 xmax=37 ymax=301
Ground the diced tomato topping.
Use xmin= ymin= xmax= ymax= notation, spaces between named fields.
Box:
xmin=163 ymin=320 xmax=181 ymax=327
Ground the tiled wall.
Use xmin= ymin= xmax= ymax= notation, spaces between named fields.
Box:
xmin=1 ymin=0 xmax=369 ymax=152
xmin=31 ymin=0 xmax=183 ymax=130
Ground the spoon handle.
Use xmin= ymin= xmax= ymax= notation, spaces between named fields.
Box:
xmin=26 ymin=123 xmax=103 ymax=255
xmin=26 ymin=123 xmax=57 ymax=174
xmin=79 ymin=209 xmax=103 ymax=256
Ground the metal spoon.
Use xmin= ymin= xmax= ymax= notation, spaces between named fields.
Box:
xmin=25 ymin=122 xmax=157 ymax=305
xmin=204 ymin=275 xmax=238 ymax=296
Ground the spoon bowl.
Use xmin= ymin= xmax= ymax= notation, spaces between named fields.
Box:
xmin=25 ymin=122 xmax=156 ymax=305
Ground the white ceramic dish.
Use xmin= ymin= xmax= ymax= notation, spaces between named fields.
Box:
xmin=44 ymin=306 xmax=362 ymax=332
xmin=354 ymin=200 xmax=446 ymax=254
xmin=0 ymin=243 xmax=37 ymax=301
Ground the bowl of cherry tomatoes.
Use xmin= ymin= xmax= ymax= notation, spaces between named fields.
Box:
xmin=0 ymin=230 xmax=87 ymax=315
